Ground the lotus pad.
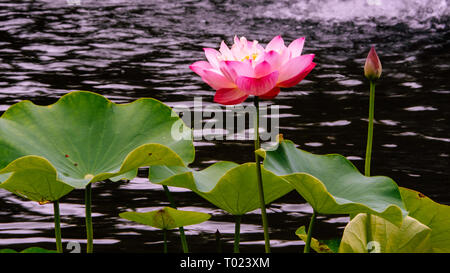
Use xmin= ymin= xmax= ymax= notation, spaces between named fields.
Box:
xmin=339 ymin=213 xmax=432 ymax=253
xmin=257 ymin=140 xmax=406 ymax=225
xmin=0 ymin=91 xmax=194 ymax=202
xmin=400 ymin=187 xmax=450 ymax=252
xmin=149 ymin=162 xmax=293 ymax=215
xmin=119 ymin=207 xmax=211 ymax=230
xmin=0 ymin=247 xmax=57 ymax=253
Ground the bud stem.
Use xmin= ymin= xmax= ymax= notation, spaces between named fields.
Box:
xmin=365 ymin=81 xmax=376 ymax=177
xmin=364 ymin=80 xmax=376 ymax=247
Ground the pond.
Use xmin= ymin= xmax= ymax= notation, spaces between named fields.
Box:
xmin=0 ymin=0 xmax=448 ymax=252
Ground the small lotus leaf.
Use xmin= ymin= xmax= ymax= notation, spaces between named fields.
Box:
xmin=119 ymin=206 xmax=211 ymax=230
xmin=295 ymin=226 xmax=337 ymax=253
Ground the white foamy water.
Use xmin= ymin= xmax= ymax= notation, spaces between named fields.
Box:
xmin=257 ymin=0 xmax=449 ymax=25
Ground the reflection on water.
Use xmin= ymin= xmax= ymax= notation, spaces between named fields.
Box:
xmin=0 ymin=0 xmax=449 ymax=252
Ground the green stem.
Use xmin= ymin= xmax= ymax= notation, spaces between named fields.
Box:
xmin=365 ymin=81 xmax=376 ymax=177
xmin=365 ymin=81 xmax=376 ymax=247
xmin=215 ymin=229 xmax=222 ymax=253
xmin=162 ymin=185 xmax=189 ymax=253
xmin=234 ymin=215 xmax=241 ymax=253
xmin=163 ymin=229 xmax=168 ymax=253
xmin=85 ymin=183 xmax=93 ymax=253
xmin=304 ymin=210 xmax=317 ymax=253
xmin=53 ymin=200 xmax=63 ymax=253
xmin=253 ymin=96 xmax=271 ymax=253
xmin=366 ymin=213 xmax=373 ymax=252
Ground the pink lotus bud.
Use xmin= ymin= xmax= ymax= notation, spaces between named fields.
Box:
xmin=364 ymin=46 xmax=382 ymax=81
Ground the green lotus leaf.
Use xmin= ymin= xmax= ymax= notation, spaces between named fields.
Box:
xmin=20 ymin=247 xmax=58 ymax=253
xmin=0 ymin=247 xmax=57 ymax=253
xmin=0 ymin=249 xmax=17 ymax=253
xmin=119 ymin=206 xmax=211 ymax=230
xmin=149 ymin=162 xmax=293 ymax=215
xmin=0 ymin=91 xmax=194 ymax=202
xmin=400 ymin=187 xmax=450 ymax=252
xmin=295 ymin=226 xmax=338 ymax=253
xmin=338 ymin=213 xmax=432 ymax=253
xmin=257 ymin=140 xmax=406 ymax=226
xmin=0 ymin=156 xmax=73 ymax=203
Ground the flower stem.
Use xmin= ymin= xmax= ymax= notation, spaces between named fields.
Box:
xmin=253 ymin=96 xmax=271 ymax=253
xmin=162 ymin=185 xmax=189 ymax=253
xmin=365 ymin=81 xmax=376 ymax=177
xmin=234 ymin=215 xmax=241 ymax=253
xmin=85 ymin=183 xmax=93 ymax=253
xmin=365 ymin=80 xmax=376 ymax=247
xmin=53 ymin=200 xmax=63 ymax=253
xmin=163 ymin=229 xmax=168 ymax=253
xmin=304 ymin=210 xmax=317 ymax=253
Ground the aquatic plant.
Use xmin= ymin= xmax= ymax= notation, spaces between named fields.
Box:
xmin=150 ymin=162 xmax=293 ymax=252
xmin=0 ymin=91 xmax=194 ymax=253
xmin=339 ymin=213 xmax=432 ymax=253
xmin=0 ymin=37 xmax=448 ymax=255
xmin=295 ymin=226 xmax=340 ymax=253
xmin=120 ymin=207 xmax=210 ymax=253
xmin=362 ymin=45 xmax=383 ymax=249
xmin=189 ymin=35 xmax=316 ymax=105
xmin=0 ymin=247 xmax=58 ymax=253
xmin=303 ymin=46 xmax=450 ymax=254
xmin=0 ymin=158 xmax=73 ymax=253
xmin=364 ymin=46 xmax=382 ymax=83
xmin=398 ymin=187 xmax=450 ymax=252
xmin=294 ymin=188 xmax=450 ymax=253
xmin=364 ymin=45 xmax=382 ymax=176
xmin=257 ymin=139 xmax=406 ymax=252
xmin=190 ymin=35 xmax=316 ymax=253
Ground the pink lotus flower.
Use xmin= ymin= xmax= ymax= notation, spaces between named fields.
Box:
xmin=190 ymin=35 xmax=316 ymax=105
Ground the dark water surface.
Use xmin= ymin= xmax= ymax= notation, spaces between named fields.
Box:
xmin=0 ymin=0 xmax=449 ymax=252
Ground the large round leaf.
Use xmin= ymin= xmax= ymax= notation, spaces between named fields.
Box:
xmin=257 ymin=140 xmax=406 ymax=225
xmin=338 ymin=213 xmax=432 ymax=253
xmin=119 ymin=207 xmax=211 ymax=230
xmin=400 ymin=187 xmax=450 ymax=252
xmin=0 ymin=91 xmax=194 ymax=202
xmin=149 ymin=162 xmax=293 ymax=215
